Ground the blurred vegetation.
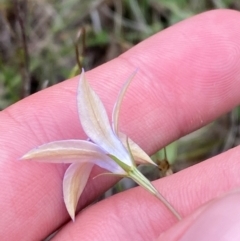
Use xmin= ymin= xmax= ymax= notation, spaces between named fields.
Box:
xmin=0 ymin=0 xmax=240 ymax=192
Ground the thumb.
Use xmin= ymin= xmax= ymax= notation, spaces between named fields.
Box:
xmin=157 ymin=189 xmax=240 ymax=241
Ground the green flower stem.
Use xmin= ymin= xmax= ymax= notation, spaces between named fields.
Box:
xmin=129 ymin=167 xmax=182 ymax=221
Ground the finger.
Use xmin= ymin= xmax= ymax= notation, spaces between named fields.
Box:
xmin=52 ymin=147 xmax=240 ymax=241
xmin=157 ymin=190 xmax=240 ymax=241
xmin=1 ymin=9 xmax=240 ymax=240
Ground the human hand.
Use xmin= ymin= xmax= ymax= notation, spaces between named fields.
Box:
xmin=1 ymin=9 xmax=240 ymax=241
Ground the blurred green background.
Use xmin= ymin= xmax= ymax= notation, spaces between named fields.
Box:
xmin=0 ymin=0 xmax=240 ymax=191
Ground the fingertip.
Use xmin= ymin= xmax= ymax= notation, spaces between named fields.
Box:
xmin=157 ymin=189 xmax=240 ymax=241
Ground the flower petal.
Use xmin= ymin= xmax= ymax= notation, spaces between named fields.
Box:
xmin=21 ymin=140 xmax=125 ymax=174
xmin=63 ymin=162 xmax=94 ymax=220
xmin=77 ymin=70 xmax=133 ymax=166
xmin=112 ymin=70 xmax=137 ymax=135
xmin=118 ymin=132 xmax=156 ymax=166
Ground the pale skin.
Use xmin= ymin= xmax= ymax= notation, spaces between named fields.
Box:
xmin=1 ymin=9 xmax=240 ymax=241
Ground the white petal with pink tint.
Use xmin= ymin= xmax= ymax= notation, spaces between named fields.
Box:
xmin=77 ymin=70 xmax=133 ymax=166
xmin=21 ymin=140 xmax=125 ymax=174
xmin=63 ymin=162 xmax=94 ymax=220
xmin=112 ymin=70 xmax=137 ymax=135
xmin=118 ymin=132 xmax=156 ymax=166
